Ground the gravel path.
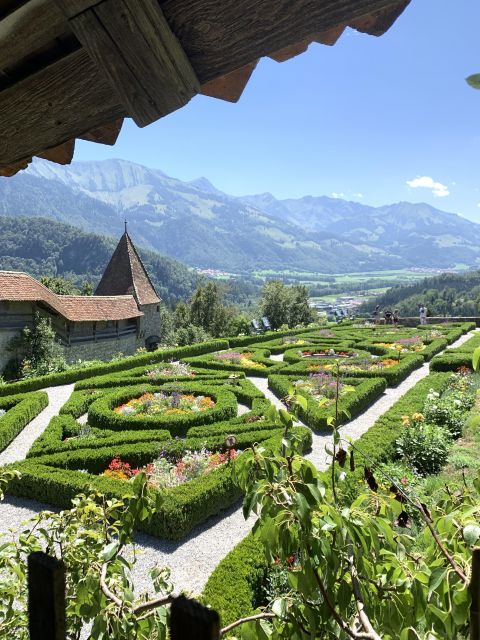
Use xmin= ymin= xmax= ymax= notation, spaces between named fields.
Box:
xmin=0 ymin=383 xmax=74 ymax=466
xmin=0 ymin=330 xmax=475 ymax=599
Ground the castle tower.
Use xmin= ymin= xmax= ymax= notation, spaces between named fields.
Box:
xmin=95 ymin=226 xmax=161 ymax=349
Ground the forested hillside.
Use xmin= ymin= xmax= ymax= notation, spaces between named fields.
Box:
xmin=363 ymin=271 xmax=480 ymax=316
xmin=0 ymin=216 xmax=198 ymax=305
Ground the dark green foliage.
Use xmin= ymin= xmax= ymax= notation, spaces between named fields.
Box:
xmin=202 ymin=534 xmax=266 ymax=627
xmin=362 ymin=270 xmax=480 ymax=317
xmin=0 ymin=215 xmax=198 ymax=305
xmin=0 ymin=391 xmax=48 ymax=452
xmin=259 ymin=280 xmax=316 ymax=329
xmin=184 ymin=348 xmax=280 ymax=377
xmin=87 ymin=384 xmax=238 ymax=436
xmin=9 ymin=426 xmax=311 ymax=540
xmin=278 ymin=354 xmax=423 ymax=387
xmin=0 ymin=340 xmax=230 ymax=396
xmin=268 ymin=375 xmax=386 ymax=430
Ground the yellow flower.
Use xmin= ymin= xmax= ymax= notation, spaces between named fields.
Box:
xmin=412 ymin=412 xmax=424 ymax=421
xmin=401 ymin=415 xmax=410 ymax=426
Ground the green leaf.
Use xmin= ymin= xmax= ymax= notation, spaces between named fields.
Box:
xmin=463 ymin=524 xmax=480 ymax=546
xmin=473 ymin=347 xmax=480 ymax=371
xmin=466 ymin=73 xmax=480 ymax=89
xmin=272 ymin=598 xmax=288 ymax=619
xmin=100 ymin=541 xmax=118 ymax=562
xmin=295 ymin=394 xmax=308 ymax=411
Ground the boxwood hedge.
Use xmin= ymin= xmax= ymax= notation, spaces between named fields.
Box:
xmin=268 ymin=374 xmax=386 ymax=430
xmin=0 ymin=339 xmax=230 ymax=397
xmin=0 ymin=391 xmax=49 ymax=452
xmin=8 ymin=426 xmax=312 ymax=540
xmin=277 ymin=354 xmax=423 ymax=387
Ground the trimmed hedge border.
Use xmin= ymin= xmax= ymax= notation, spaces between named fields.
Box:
xmin=277 ymin=354 xmax=423 ymax=387
xmin=0 ymin=340 xmax=230 ymax=397
xmin=87 ymin=383 xmax=238 ymax=436
xmin=202 ymin=533 xmax=265 ymax=627
xmin=184 ymin=349 xmax=281 ymax=377
xmin=0 ymin=391 xmax=49 ymax=452
xmin=8 ymin=426 xmax=312 ymax=540
xmin=268 ymin=374 xmax=386 ymax=430
xmin=203 ymin=371 xmax=453 ymax=626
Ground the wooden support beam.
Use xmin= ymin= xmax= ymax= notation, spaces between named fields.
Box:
xmin=79 ymin=118 xmax=123 ymax=145
xmin=0 ymin=157 xmax=31 ymax=176
xmin=162 ymin=0 xmax=411 ymax=82
xmin=38 ymin=139 xmax=75 ymax=164
xmin=0 ymin=0 xmax=67 ymax=72
xmin=201 ymin=61 xmax=258 ymax=102
xmin=28 ymin=551 xmax=66 ymax=640
xmin=349 ymin=0 xmax=411 ymax=36
xmin=57 ymin=0 xmax=199 ymax=126
xmin=0 ymin=47 xmax=125 ymax=166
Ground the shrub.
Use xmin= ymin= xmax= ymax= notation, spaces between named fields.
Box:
xmin=0 ymin=392 xmax=49 ymax=452
xmin=396 ymin=416 xmax=450 ymax=475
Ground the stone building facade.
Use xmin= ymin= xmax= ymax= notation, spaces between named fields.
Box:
xmin=0 ymin=231 xmax=161 ymax=373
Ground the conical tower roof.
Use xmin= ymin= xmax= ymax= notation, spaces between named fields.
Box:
xmin=95 ymin=232 xmax=160 ymax=305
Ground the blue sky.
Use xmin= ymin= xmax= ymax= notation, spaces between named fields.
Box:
xmin=75 ymin=0 xmax=480 ymax=220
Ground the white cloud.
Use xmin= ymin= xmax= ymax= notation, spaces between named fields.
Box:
xmin=406 ymin=175 xmax=450 ymax=198
xmin=331 ymin=192 xmax=345 ymax=199
xmin=477 ymin=202 xmax=480 ymax=208
xmin=354 ymin=192 xmax=364 ymax=199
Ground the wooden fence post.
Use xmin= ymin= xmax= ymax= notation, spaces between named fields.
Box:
xmin=470 ymin=548 xmax=480 ymax=640
xmin=28 ymin=551 xmax=66 ymax=640
xmin=170 ymin=595 xmax=220 ymax=639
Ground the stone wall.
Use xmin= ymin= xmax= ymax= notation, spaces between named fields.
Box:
xmin=63 ymin=333 xmax=138 ymax=364
xmin=137 ymin=303 xmax=161 ymax=347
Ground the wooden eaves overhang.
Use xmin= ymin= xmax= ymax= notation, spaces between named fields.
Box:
xmin=0 ymin=0 xmax=411 ymax=176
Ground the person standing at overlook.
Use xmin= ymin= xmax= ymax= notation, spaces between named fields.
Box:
xmin=419 ymin=304 xmax=427 ymax=325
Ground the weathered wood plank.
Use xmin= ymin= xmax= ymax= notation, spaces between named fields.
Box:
xmin=38 ymin=139 xmax=75 ymax=164
xmin=0 ymin=0 xmax=66 ymax=72
xmin=0 ymin=47 xmax=125 ymax=165
xmin=28 ymin=551 xmax=66 ymax=640
xmin=62 ymin=0 xmax=199 ymax=126
xmin=161 ymin=0 xmax=411 ymax=82
xmin=201 ymin=61 xmax=257 ymax=102
xmin=80 ymin=117 xmax=123 ymax=145
xmin=349 ymin=0 xmax=410 ymax=36
xmin=0 ymin=157 xmax=31 ymax=176
xmin=56 ymin=0 xmax=104 ymax=19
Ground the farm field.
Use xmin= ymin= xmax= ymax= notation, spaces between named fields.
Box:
xmin=0 ymin=319 xmax=478 ymax=636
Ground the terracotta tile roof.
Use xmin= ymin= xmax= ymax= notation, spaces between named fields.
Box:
xmin=60 ymin=295 xmax=143 ymax=321
xmin=95 ymin=233 xmax=160 ymax=305
xmin=0 ymin=271 xmax=142 ymax=321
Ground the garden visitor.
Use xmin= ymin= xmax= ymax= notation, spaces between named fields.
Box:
xmin=384 ymin=309 xmax=393 ymax=324
xmin=372 ymin=305 xmax=380 ymax=325
xmin=393 ymin=309 xmax=400 ymax=327
xmin=419 ymin=305 xmax=427 ymax=325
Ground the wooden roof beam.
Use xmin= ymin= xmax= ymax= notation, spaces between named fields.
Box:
xmin=162 ymin=0 xmax=411 ymax=82
xmin=0 ymin=0 xmax=67 ymax=72
xmin=55 ymin=0 xmax=200 ymax=127
xmin=0 ymin=48 xmax=125 ymax=166
xmin=200 ymin=62 xmax=258 ymax=102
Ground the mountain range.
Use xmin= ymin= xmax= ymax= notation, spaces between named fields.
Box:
xmin=0 ymin=158 xmax=479 ymax=273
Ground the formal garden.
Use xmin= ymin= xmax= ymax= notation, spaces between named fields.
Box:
xmin=1 ymin=319 xmax=480 ymax=638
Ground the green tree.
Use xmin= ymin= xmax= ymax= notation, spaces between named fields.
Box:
xmin=81 ymin=281 xmax=94 ymax=296
xmin=287 ymin=284 xmax=316 ymax=326
xmin=259 ymin=280 xmax=290 ymax=329
xmin=40 ymin=275 xmax=79 ymax=295
xmin=189 ymin=282 xmax=238 ymax=337
xmin=12 ymin=312 xmax=66 ymax=378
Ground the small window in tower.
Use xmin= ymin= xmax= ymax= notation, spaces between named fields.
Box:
xmin=157 ymin=305 xmax=160 ymax=312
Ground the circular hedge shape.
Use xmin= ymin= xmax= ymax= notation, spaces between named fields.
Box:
xmin=282 ymin=346 xmax=369 ymax=365
xmin=88 ymin=383 xmax=238 ymax=436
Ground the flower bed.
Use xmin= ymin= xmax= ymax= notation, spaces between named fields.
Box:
xmin=300 ymin=348 xmax=358 ymax=359
xmin=103 ymin=448 xmax=237 ymax=488
xmin=214 ymin=351 xmax=266 ymax=369
xmin=268 ymin=374 xmax=386 ymax=430
xmin=114 ymin=391 xmax=215 ymax=417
